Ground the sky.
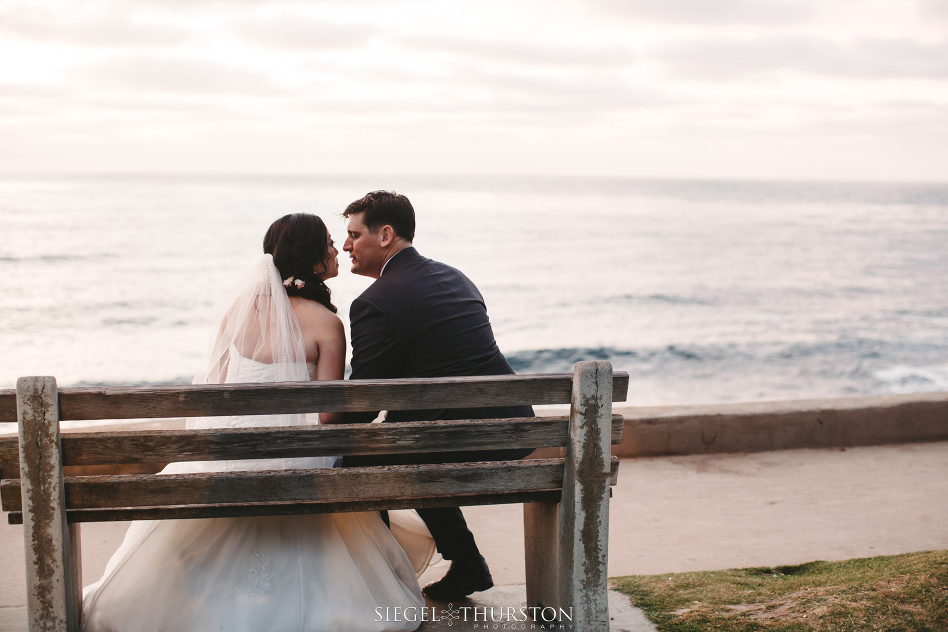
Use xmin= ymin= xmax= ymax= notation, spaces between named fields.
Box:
xmin=1 ymin=0 xmax=947 ymax=181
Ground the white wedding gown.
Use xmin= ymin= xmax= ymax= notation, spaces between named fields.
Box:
xmin=81 ymin=258 xmax=436 ymax=632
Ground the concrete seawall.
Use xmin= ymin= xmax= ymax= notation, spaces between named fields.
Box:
xmin=615 ymin=391 xmax=948 ymax=457
xmin=533 ymin=391 xmax=948 ymax=458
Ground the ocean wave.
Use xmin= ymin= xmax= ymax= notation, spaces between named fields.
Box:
xmin=506 ymin=345 xmax=712 ymax=373
xmin=0 ymin=254 xmax=114 ymax=263
xmin=101 ymin=317 xmax=160 ymax=327
xmin=506 ymin=338 xmax=948 ymax=382
xmin=873 ymin=364 xmax=948 ymax=394
xmin=70 ymin=376 xmax=194 ymax=387
xmin=601 ymin=293 xmax=715 ymax=306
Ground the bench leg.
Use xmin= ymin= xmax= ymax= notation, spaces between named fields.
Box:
xmin=67 ymin=523 xmax=82 ymax=630
xmin=558 ymin=361 xmax=613 ymax=631
xmin=524 ymin=500 xmax=558 ymax=611
xmin=17 ymin=377 xmax=82 ymax=632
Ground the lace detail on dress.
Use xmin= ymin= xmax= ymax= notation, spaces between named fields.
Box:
xmin=241 ymin=550 xmax=274 ymax=604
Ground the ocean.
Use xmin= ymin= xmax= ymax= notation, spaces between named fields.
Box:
xmin=1 ymin=175 xmax=947 ymax=431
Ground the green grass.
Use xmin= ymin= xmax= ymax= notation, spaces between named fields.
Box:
xmin=610 ymin=550 xmax=948 ymax=632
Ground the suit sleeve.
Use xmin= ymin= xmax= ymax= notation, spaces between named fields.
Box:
xmin=344 ymin=297 xmax=405 ymax=424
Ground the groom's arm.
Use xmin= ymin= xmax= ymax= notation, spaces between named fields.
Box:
xmin=344 ymin=297 xmax=404 ymax=424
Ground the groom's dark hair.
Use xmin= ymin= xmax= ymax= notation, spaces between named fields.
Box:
xmin=343 ymin=191 xmax=415 ymax=242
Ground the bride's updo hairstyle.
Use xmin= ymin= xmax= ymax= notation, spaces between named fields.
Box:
xmin=263 ymin=213 xmax=337 ymax=314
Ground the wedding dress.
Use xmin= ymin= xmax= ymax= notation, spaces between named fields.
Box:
xmin=80 ymin=255 xmax=435 ymax=632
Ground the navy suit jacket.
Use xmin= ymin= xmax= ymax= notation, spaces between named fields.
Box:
xmin=345 ymin=247 xmax=533 ymax=425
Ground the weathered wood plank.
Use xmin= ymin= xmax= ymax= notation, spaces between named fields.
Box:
xmin=1 ymin=458 xmax=620 ymax=514
xmin=0 ymin=435 xmax=17 ymax=469
xmin=66 ymin=523 xmax=81 ymax=632
xmin=50 ymin=373 xmax=629 ymax=421
xmin=53 ymin=415 xmax=624 ymax=466
xmin=2 ymin=457 xmax=620 ymax=514
xmin=2 ymin=462 xmax=160 ymax=481
xmin=0 ymin=375 xmax=632 ymax=424
xmin=16 ymin=377 xmax=81 ymax=632
xmin=0 ymin=464 xmax=19 ymax=483
xmin=0 ymin=389 xmax=15 ymax=426
xmin=524 ymin=501 xmax=559 ymax=611
xmin=558 ymin=362 xmax=612 ymax=631
xmin=0 ymin=478 xmax=18 ymax=512
xmin=6 ymin=490 xmax=567 ymax=524
xmin=0 ymin=415 xmax=624 ymax=469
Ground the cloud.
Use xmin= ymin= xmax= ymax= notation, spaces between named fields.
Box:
xmin=83 ymin=56 xmax=281 ymax=94
xmin=131 ymin=0 xmax=374 ymax=5
xmin=0 ymin=6 xmax=190 ymax=47
xmin=0 ymin=83 xmax=69 ymax=119
xmin=653 ymin=36 xmax=948 ymax=80
xmin=594 ymin=0 xmax=814 ymax=25
xmin=234 ymin=17 xmax=376 ymax=50
xmin=0 ymin=83 xmax=67 ymax=98
xmin=283 ymin=63 xmax=675 ymax=122
xmin=0 ymin=0 xmax=946 ymax=180
xmin=403 ymin=34 xmax=635 ymax=68
xmin=917 ymin=0 xmax=948 ymax=21
xmin=449 ymin=66 xmax=667 ymax=110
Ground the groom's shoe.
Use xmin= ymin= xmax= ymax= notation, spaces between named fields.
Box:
xmin=422 ymin=555 xmax=493 ymax=600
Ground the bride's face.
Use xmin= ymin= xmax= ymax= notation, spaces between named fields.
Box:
xmin=318 ymin=233 xmax=339 ymax=280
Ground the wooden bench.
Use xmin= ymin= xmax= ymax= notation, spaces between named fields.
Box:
xmin=0 ymin=361 xmax=628 ymax=632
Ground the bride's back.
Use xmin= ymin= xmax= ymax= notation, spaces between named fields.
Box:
xmin=287 ymin=296 xmax=342 ymax=379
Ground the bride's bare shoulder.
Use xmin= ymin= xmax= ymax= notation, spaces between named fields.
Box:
xmin=289 ymin=297 xmax=344 ymax=338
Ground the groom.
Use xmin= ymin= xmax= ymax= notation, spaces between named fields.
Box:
xmin=341 ymin=190 xmax=534 ymax=600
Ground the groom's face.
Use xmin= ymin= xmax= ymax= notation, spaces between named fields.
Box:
xmin=344 ymin=212 xmax=385 ymax=278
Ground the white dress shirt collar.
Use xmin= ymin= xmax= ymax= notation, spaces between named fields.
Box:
xmin=379 ymin=248 xmax=407 ymax=276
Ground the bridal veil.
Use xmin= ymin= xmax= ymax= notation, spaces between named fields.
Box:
xmin=79 ymin=254 xmax=431 ymax=632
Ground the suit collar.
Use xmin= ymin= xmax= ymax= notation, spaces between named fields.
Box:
xmin=379 ymin=246 xmax=420 ymax=276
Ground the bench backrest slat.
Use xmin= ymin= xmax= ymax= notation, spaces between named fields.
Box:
xmin=66 ymin=415 xmax=625 ymax=466
xmin=1 ymin=458 xmax=620 ymax=514
xmin=0 ymin=415 xmax=624 ymax=470
xmin=0 ymin=393 xmax=14 ymax=427
xmin=0 ymin=439 xmax=15 ymax=469
xmin=7 ymin=490 xmax=569 ymax=524
xmin=0 ymin=372 xmax=629 ymax=423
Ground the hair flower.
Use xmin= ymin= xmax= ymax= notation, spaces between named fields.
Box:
xmin=283 ymin=276 xmax=294 ymax=287
xmin=294 ymin=279 xmax=305 ymax=289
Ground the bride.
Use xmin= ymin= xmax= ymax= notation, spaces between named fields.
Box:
xmin=81 ymin=214 xmax=434 ymax=632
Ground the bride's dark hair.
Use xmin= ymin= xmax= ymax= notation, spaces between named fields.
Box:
xmin=263 ymin=213 xmax=337 ymax=314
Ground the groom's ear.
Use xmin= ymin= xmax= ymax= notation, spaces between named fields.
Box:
xmin=378 ymin=225 xmax=396 ymax=248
